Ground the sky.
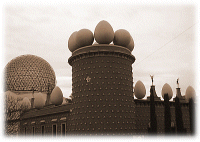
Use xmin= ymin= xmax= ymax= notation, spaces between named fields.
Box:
xmin=1 ymin=1 xmax=198 ymax=99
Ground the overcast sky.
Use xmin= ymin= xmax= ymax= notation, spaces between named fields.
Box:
xmin=2 ymin=3 xmax=198 ymax=99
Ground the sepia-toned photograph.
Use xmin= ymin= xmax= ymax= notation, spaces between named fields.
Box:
xmin=1 ymin=0 xmax=198 ymax=138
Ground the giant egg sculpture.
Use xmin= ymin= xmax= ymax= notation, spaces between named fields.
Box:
xmin=21 ymin=97 xmax=31 ymax=108
xmin=113 ymin=29 xmax=131 ymax=47
xmin=94 ymin=20 xmax=114 ymax=44
xmin=50 ymin=86 xmax=63 ymax=106
xmin=185 ymin=86 xmax=195 ymax=100
xmin=76 ymin=29 xmax=94 ymax=48
xmin=5 ymin=91 xmax=17 ymax=100
xmin=134 ymin=80 xmax=146 ymax=99
xmin=34 ymin=93 xmax=45 ymax=109
xmin=127 ymin=36 xmax=134 ymax=51
xmin=68 ymin=31 xmax=79 ymax=52
xmin=161 ymin=83 xmax=173 ymax=100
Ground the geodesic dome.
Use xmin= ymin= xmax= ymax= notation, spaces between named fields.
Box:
xmin=4 ymin=54 xmax=56 ymax=93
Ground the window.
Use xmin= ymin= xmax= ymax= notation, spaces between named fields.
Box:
xmin=171 ymin=122 xmax=175 ymax=127
xmin=32 ymin=126 xmax=35 ymax=136
xmin=41 ymin=125 xmax=45 ymax=135
xmin=24 ymin=127 xmax=27 ymax=135
xmin=52 ymin=124 xmax=57 ymax=136
xmin=61 ymin=123 xmax=66 ymax=136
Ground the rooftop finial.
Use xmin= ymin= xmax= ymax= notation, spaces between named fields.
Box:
xmin=177 ymin=78 xmax=179 ymax=88
xmin=150 ymin=75 xmax=154 ymax=85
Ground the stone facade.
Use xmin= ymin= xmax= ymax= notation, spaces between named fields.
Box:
xmin=67 ymin=45 xmax=135 ymax=135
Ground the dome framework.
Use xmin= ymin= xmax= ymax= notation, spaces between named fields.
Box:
xmin=4 ymin=54 xmax=56 ymax=93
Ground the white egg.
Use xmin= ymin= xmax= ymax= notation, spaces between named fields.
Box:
xmin=94 ymin=20 xmax=114 ymax=44
xmin=21 ymin=97 xmax=31 ymax=108
xmin=5 ymin=91 xmax=17 ymax=99
xmin=34 ymin=93 xmax=45 ymax=109
xmin=134 ymin=80 xmax=146 ymax=99
xmin=40 ymin=93 xmax=47 ymax=102
xmin=50 ymin=86 xmax=63 ymax=106
xmin=126 ymin=36 xmax=134 ymax=51
xmin=68 ymin=31 xmax=80 ymax=52
xmin=113 ymin=29 xmax=131 ymax=47
xmin=185 ymin=86 xmax=195 ymax=100
xmin=76 ymin=29 xmax=94 ymax=48
xmin=161 ymin=83 xmax=173 ymax=100
xmin=22 ymin=97 xmax=31 ymax=104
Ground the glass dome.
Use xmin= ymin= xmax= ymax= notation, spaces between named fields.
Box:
xmin=4 ymin=54 xmax=56 ymax=93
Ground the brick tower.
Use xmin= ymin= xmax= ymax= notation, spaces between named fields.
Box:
xmin=68 ymin=44 xmax=135 ymax=135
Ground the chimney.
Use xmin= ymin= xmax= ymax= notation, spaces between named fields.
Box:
xmin=46 ymin=93 xmax=51 ymax=105
xmin=31 ymin=87 xmax=35 ymax=108
xmin=31 ymin=98 xmax=35 ymax=109
xmin=45 ymin=83 xmax=51 ymax=105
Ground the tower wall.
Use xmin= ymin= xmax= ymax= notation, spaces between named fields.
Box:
xmin=68 ymin=45 xmax=135 ymax=135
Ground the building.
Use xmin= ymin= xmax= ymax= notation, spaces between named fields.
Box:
xmin=18 ymin=85 xmax=192 ymax=136
xmin=20 ymin=104 xmax=71 ymax=136
xmin=4 ymin=54 xmax=56 ymax=135
xmin=5 ymin=21 xmax=194 ymax=136
xmin=17 ymin=44 xmax=192 ymax=135
xmin=134 ymin=87 xmax=190 ymax=135
xmin=67 ymin=44 xmax=135 ymax=135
